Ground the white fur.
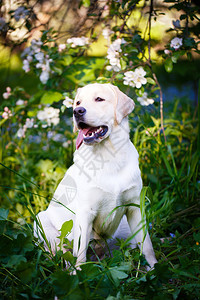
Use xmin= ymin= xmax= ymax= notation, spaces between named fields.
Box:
xmin=34 ymin=83 xmax=157 ymax=268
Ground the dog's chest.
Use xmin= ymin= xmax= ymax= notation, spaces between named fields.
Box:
xmin=73 ymin=143 xmax=140 ymax=195
xmin=92 ymin=192 xmax=127 ymax=237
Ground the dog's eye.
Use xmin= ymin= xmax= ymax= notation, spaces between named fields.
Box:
xmin=76 ymin=101 xmax=81 ymax=106
xmin=95 ymin=97 xmax=105 ymax=102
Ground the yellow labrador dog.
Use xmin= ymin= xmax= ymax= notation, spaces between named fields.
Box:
xmin=34 ymin=83 xmax=157 ymax=268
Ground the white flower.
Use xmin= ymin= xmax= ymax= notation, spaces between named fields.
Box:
xmin=63 ymin=141 xmax=71 ymax=148
xmin=58 ymin=44 xmax=66 ymax=52
xmin=102 ymin=28 xmax=113 ymax=40
xmin=37 ymin=110 xmax=46 ymax=121
xmin=31 ymin=39 xmax=42 ymax=48
xmin=110 ymin=39 xmax=123 ymax=52
xmin=25 ymin=118 xmax=34 ymax=128
xmin=67 ymin=36 xmax=89 ymax=47
xmin=0 ymin=17 xmax=7 ymax=31
xmin=63 ymin=96 xmax=73 ymax=108
xmin=137 ymin=92 xmax=154 ymax=106
xmin=22 ymin=59 xmax=30 ymax=72
xmin=27 ymin=55 xmax=33 ymax=62
xmin=38 ymin=59 xmax=52 ymax=84
xmin=134 ymin=75 xmax=147 ymax=89
xmin=14 ymin=6 xmax=29 ymax=21
xmin=31 ymin=39 xmax=42 ymax=53
xmin=3 ymin=87 xmax=11 ymax=99
xmin=134 ymin=66 xmax=146 ymax=77
xmin=16 ymin=99 xmax=25 ymax=105
xmin=36 ymin=63 xmax=43 ymax=69
xmin=35 ymin=52 xmax=44 ymax=62
xmin=37 ymin=107 xmax=60 ymax=126
xmin=106 ymin=38 xmax=126 ymax=72
xmin=21 ymin=47 xmax=33 ymax=58
xmin=17 ymin=127 xmax=26 ymax=138
xmin=123 ymin=71 xmax=136 ymax=87
xmin=50 ymin=117 xmax=59 ymax=126
xmin=3 ymin=92 xmax=10 ymax=99
xmin=164 ymin=49 xmax=171 ymax=55
xmin=109 ymin=57 xmax=121 ymax=72
xmin=2 ymin=106 xmax=12 ymax=119
xmin=40 ymin=70 xmax=49 ymax=84
xmin=170 ymin=37 xmax=183 ymax=50
xmin=123 ymin=67 xmax=147 ymax=89
xmin=2 ymin=112 xmax=8 ymax=119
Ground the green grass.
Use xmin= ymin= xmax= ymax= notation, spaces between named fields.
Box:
xmin=0 ymin=91 xmax=199 ymax=299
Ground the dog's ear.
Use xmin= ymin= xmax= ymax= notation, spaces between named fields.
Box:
xmin=109 ymin=84 xmax=135 ymax=124
xmin=73 ymin=118 xmax=78 ymax=133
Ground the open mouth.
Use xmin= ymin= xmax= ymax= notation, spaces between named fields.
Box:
xmin=76 ymin=122 xmax=108 ymax=149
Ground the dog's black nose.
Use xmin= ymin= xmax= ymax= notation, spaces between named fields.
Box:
xmin=73 ymin=107 xmax=86 ymax=118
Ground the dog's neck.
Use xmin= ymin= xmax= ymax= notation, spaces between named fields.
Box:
xmin=73 ymin=117 xmax=131 ymax=169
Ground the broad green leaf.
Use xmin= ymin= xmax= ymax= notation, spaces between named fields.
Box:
xmin=62 ymin=251 xmax=74 ymax=263
xmin=41 ymin=91 xmax=63 ymax=105
xmin=109 ymin=264 xmax=130 ymax=286
xmin=120 ymin=58 xmax=127 ymax=70
xmin=164 ymin=58 xmax=173 ymax=73
xmin=4 ymin=255 xmax=27 ymax=268
xmin=59 ymin=220 xmax=73 ymax=239
xmin=61 ymin=55 xmax=73 ymax=66
xmin=146 ymin=77 xmax=156 ymax=85
xmin=50 ymin=270 xmax=79 ymax=296
xmin=63 ymin=57 xmax=105 ymax=84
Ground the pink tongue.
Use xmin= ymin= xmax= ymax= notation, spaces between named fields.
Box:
xmin=76 ymin=128 xmax=91 ymax=150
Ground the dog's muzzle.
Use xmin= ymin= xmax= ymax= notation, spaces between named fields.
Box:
xmin=73 ymin=107 xmax=86 ymax=123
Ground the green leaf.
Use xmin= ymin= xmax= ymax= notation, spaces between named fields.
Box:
xmin=82 ymin=0 xmax=90 ymax=7
xmin=61 ymin=55 xmax=73 ymax=66
xmin=164 ymin=58 xmax=173 ymax=72
xmin=40 ymin=91 xmax=63 ymax=105
xmin=120 ymin=58 xmax=127 ymax=70
xmin=151 ymin=116 xmax=160 ymax=128
xmin=172 ymin=50 xmax=185 ymax=63
xmin=50 ymin=270 xmax=79 ymax=296
xmin=146 ymin=77 xmax=156 ymax=85
xmin=17 ymin=261 xmax=36 ymax=283
xmin=109 ymin=264 xmax=130 ymax=286
xmin=184 ymin=37 xmax=196 ymax=47
xmin=4 ymin=255 xmax=27 ymax=268
xmin=59 ymin=220 xmax=73 ymax=239
xmin=0 ymin=208 xmax=9 ymax=221
xmin=62 ymin=251 xmax=74 ymax=263
xmin=167 ymin=144 xmax=178 ymax=176
xmin=160 ymin=148 xmax=174 ymax=178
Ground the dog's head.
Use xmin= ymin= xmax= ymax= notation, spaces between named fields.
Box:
xmin=73 ymin=83 xmax=135 ymax=149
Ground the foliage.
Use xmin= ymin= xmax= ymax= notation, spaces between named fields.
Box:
xmin=0 ymin=0 xmax=200 ymax=299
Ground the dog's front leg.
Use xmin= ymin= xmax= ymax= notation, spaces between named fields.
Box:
xmin=73 ymin=212 xmax=93 ymax=267
xmin=126 ymin=207 xmax=157 ymax=269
